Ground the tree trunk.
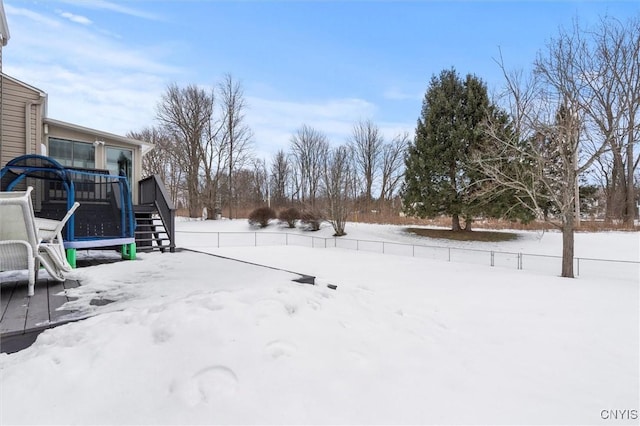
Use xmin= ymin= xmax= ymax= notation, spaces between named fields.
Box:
xmin=464 ymin=217 xmax=472 ymax=231
xmin=188 ymin=177 xmax=199 ymax=218
xmin=561 ymin=212 xmax=575 ymax=278
xmin=608 ymin=151 xmax=626 ymax=221
xmin=451 ymin=214 xmax=461 ymax=231
xmin=625 ymin=142 xmax=635 ymax=227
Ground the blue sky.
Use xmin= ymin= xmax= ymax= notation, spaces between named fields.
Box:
xmin=3 ymin=0 xmax=639 ymax=160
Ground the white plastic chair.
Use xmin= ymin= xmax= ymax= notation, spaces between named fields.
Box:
xmin=0 ymin=187 xmax=79 ymax=296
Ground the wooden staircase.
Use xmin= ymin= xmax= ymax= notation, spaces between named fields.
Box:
xmin=134 ymin=205 xmax=172 ymax=253
xmin=135 ymin=175 xmax=176 ymax=253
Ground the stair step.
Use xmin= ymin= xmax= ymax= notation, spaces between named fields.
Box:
xmin=134 ymin=204 xmax=158 ymax=213
xmin=137 ymin=246 xmax=166 ymax=253
xmin=135 ymin=218 xmax=163 ymax=224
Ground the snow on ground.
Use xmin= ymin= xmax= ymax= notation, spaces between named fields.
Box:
xmin=1 ymin=219 xmax=638 ymax=425
xmin=177 ymin=217 xmax=639 ymax=260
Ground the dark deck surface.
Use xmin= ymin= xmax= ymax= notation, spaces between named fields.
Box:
xmin=0 ymin=256 xmax=122 ymax=354
xmin=0 ymin=277 xmax=83 ymax=353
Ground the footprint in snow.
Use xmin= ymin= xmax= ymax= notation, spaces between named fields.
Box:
xmin=172 ymin=365 xmax=239 ymax=406
xmin=306 ymin=298 xmax=321 ymax=310
xmin=265 ymin=340 xmax=297 ymax=359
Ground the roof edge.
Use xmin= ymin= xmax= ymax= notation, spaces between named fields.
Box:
xmin=0 ymin=0 xmax=10 ymax=47
xmin=1 ymin=72 xmax=46 ymax=96
xmin=44 ymin=117 xmax=153 ymax=148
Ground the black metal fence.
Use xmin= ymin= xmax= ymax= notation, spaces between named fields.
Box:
xmin=176 ymin=231 xmax=639 ymax=281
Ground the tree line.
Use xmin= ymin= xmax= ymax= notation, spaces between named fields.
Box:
xmin=131 ymin=74 xmax=408 ymax=235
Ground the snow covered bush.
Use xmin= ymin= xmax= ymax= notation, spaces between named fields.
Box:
xmin=248 ymin=207 xmax=277 ymax=228
xmin=300 ymin=211 xmax=323 ymax=231
xmin=278 ymin=208 xmax=300 ymax=228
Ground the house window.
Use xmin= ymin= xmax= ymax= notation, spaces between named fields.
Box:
xmin=106 ymin=147 xmax=132 ymax=183
xmin=49 ymin=138 xmax=95 ymax=169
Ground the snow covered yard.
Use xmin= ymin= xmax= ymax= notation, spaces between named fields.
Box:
xmin=0 ymin=220 xmax=638 ymax=425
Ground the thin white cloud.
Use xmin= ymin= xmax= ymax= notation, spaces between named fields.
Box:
xmin=246 ymin=95 xmax=414 ymax=159
xmin=8 ymin=63 xmax=165 ymax=135
xmin=3 ymin=4 xmax=180 ymax=135
xmin=4 ymin=4 xmax=61 ymax=28
xmin=383 ymin=87 xmax=422 ymax=101
xmin=58 ymin=11 xmax=93 ymax=26
xmin=5 ymin=4 xmax=181 ymax=73
xmin=246 ymin=96 xmax=377 ymax=148
xmin=57 ymin=0 xmax=162 ymax=21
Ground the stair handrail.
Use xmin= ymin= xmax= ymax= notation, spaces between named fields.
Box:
xmin=139 ymin=174 xmax=176 ymax=252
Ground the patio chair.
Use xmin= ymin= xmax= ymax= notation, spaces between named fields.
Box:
xmin=0 ymin=187 xmax=79 ymax=296
xmin=35 ymin=201 xmax=80 ymax=273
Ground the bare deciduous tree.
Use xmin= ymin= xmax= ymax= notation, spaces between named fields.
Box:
xmin=478 ymin=47 xmax=608 ymax=278
xmin=535 ymin=16 xmax=640 ymax=225
xmin=270 ymin=149 xmax=290 ymax=208
xmin=348 ymin=119 xmax=383 ymax=203
xmin=252 ymin=158 xmax=269 ymax=205
xmin=323 ymin=145 xmax=353 ymax=236
xmin=156 ymin=83 xmax=214 ymax=217
xmin=219 ymin=74 xmax=253 ymax=219
xmin=129 ymin=126 xmax=183 ymax=207
xmin=599 ymin=15 xmax=640 ymax=225
xmin=290 ymin=124 xmax=329 ymax=208
xmin=379 ymin=132 xmax=409 ymax=203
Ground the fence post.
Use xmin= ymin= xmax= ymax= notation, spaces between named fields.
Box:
xmin=217 ymin=232 xmax=220 ymax=248
xmin=412 ymin=245 xmax=415 ymax=257
xmin=491 ymin=251 xmax=494 ymax=267
xmin=518 ymin=253 xmax=522 ymax=270
xmin=577 ymin=258 xmax=580 ymax=276
xmin=325 ymin=238 xmax=327 ymax=248
xmin=448 ymin=247 xmax=451 ymax=262
xmin=382 ymin=242 xmax=385 ymax=254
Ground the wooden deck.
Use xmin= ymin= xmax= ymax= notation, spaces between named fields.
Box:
xmin=0 ymin=277 xmax=84 ymax=353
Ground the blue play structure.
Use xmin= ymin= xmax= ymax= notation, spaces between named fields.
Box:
xmin=0 ymin=155 xmax=136 ymax=266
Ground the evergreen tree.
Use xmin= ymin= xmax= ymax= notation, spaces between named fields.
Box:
xmin=401 ymin=69 xmax=491 ymax=231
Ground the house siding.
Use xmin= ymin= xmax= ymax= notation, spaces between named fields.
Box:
xmin=0 ymin=76 xmax=43 ymax=166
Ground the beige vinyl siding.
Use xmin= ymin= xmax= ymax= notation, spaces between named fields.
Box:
xmin=0 ymin=76 xmax=43 ymax=166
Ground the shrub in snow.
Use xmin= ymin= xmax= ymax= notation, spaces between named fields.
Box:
xmin=248 ymin=207 xmax=277 ymax=228
xmin=278 ymin=208 xmax=300 ymax=228
xmin=300 ymin=211 xmax=323 ymax=231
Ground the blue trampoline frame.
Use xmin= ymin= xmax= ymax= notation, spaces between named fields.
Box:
xmin=0 ymin=155 xmax=136 ymax=266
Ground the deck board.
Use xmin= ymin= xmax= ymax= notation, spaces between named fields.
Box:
xmin=47 ymin=280 xmax=69 ymax=322
xmin=0 ymin=283 xmax=29 ymax=336
xmin=24 ymin=280 xmax=51 ymax=330
xmin=1 ymin=278 xmax=84 ymax=352
xmin=1 ymin=280 xmax=17 ymax=321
